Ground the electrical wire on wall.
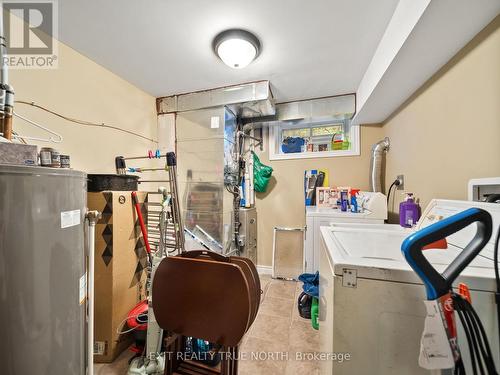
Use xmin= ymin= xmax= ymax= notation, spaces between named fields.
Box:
xmin=386 ymin=178 xmax=402 ymax=222
xmin=15 ymin=100 xmax=158 ymax=144
xmin=387 ymin=179 xmax=401 ymax=203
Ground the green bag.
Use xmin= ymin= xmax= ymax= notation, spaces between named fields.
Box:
xmin=252 ymin=151 xmax=273 ymax=193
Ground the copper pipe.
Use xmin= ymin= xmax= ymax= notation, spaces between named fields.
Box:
xmin=2 ymin=107 xmax=12 ymax=140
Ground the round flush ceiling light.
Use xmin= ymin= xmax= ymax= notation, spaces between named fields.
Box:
xmin=213 ymin=29 xmax=261 ymax=69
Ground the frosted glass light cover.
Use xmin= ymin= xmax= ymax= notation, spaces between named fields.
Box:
xmin=217 ymin=38 xmax=257 ymax=69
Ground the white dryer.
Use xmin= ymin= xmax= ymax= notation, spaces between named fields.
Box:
xmin=319 ymin=199 xmax=500 ymax=375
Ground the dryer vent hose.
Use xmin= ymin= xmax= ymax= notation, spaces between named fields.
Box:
xmin=369 ymin=137 xmax=390 ymax=194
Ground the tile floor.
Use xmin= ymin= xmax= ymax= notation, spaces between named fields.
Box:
xmin=238 ymin=275 xmax=320 ymax=375
xmin=94 ymin=275 xmax=319 ymax=374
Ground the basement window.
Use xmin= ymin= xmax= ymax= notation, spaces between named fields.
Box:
xmin=269 ymin=117 xmax=359 ymax=160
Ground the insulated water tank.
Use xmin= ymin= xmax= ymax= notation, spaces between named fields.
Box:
xmin=0 ymin=164 xmax=87 ymax=375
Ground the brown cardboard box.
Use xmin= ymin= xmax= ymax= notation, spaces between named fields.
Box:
xmin=88 ymin=191 xmax=148 ymax=363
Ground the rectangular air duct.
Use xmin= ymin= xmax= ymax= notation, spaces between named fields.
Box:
xmin=277 ymin=94 xmax=355 ymax=122
xmin=156 ymin=80 xmax=275 ymax=118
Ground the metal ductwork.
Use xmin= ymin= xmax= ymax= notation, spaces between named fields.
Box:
xmin=277 ymin=94 xmax=355 ymax=122
xmin=370 ymin=137 xmax=390 ymax=194
xmin=156 ymin=80 xmax=275 ymax=118
xmin=241 ymin=93 xmax=356 ymax=128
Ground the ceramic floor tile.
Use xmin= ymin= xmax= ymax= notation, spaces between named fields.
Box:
xmin=260 ymin=280 xmax=273 ymax=303
xmin=238 ymin=356 xmax=286 ymax=375
xmin=258 ymin=296 xmax=294 ymax=319
xmin=259 ymin=274 xmax=273 ymax=283
xmin=240 ymin=333 xmax=249 ymax=348
xmin=296 ymin=281 xmax=303 ymax=293
xmin=239 ymin=336 xmax=288 ymax=375
xmin=289 ymin=320 xmax=320 ymax=352
xmin=240 ymin=335 xmax=290 ymax=357
xmin=248 ymin=313 xmax=291 ymax=344
xmin=267 ymin=280 xmax=297 ymax=300
xmin=285 ymin=347 xmax=321 ymax=375
xmin=294 ymin=285 xmax=303 ymax=300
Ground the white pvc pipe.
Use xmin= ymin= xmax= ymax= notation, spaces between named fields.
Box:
xmin=87 ymin=213 xmax=98 ymax=375
xmin=244 ymin=161 xmax=250 ymax=208
xmin=248 ymin=148 xmax=255 ymax=207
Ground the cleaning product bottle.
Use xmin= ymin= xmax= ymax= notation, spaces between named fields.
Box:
xmin=399 ymin=193 xmax=421 ymax=227
xmin=340 ymin=190 xmax=348 ymax=212
xmin=311 ymin=297 xmax=319 ymax=330
xmin=350 ymin=189 xmax=360 ymax=213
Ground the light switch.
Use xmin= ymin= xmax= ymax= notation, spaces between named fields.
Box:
xmin=210 ymin=116 xmax=220 ymax=129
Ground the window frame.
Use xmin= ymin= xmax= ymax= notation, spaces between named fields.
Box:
xmin=268 ymin=119 xmax=360 ymax=161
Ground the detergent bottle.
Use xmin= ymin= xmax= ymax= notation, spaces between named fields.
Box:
xmin=340 ymin=190 xmax=348 ymax=212
xmin=350 ymin=189 xmax=360 ymax=213
xmin=399 ymin=192 xmax=420 ymax=227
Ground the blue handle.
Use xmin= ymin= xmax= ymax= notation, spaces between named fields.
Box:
xmin=401 ymin=208 xmax=492 ymax=300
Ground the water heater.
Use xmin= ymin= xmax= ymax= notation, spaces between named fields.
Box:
xmin=0 ymin=164 xmax=87 ymax=375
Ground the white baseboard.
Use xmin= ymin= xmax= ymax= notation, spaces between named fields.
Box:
xmin=256 ymin=265 xmax=273 ymax=275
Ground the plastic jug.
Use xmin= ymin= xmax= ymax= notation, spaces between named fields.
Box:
xmin=399 ymin=192 xmax=420 ymax=228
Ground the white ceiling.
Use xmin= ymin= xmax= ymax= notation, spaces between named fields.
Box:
xmin=353 ymin=0 xmax=500 ymax=124
xmin=58 ymin=0 xmax=399 ymax=101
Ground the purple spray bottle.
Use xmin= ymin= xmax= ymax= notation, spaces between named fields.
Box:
xmin=399 ymin=192 xmax=420 ymax=228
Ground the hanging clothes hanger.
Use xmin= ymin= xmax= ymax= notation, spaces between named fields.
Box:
xmin=5 ymin=111 xmax=64 ymax=143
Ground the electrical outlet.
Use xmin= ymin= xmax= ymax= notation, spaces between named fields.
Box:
xmin=397 ymin=175 xmax=404 ymax=190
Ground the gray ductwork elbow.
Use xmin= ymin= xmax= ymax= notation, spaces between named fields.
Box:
xmin=369 ymin=137 xmax=390 ymax=193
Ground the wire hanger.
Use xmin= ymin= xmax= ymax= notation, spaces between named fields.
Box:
xmin=10 ymin=111 xmax=63 ymax=143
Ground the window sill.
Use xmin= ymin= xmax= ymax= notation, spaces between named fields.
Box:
xmin=269 ymin=149 xmax=360 ymax=161
xmin=268 ymin=123 xmax=360 ymax=161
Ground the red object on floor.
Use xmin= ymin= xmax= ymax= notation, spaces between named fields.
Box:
xmin=127 ymin=300 xmax=148 ymax=331
xmin=129 ymin=346 xmax=143 ymax=354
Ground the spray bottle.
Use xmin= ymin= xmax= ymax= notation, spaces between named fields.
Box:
xmin=340 ymin=190 xmax=348 ymax=212
xmin=350 ymin=189 xmax=360 ymax=213
xmin=399 ymin=192 xmax=420 ymax=227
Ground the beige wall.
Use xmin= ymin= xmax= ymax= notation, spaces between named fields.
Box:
xmin=9 ymin=40 xmax=157 ymax=173
xmin=254 ymin=15 xmax=500 ymax=266
xmin=254 ymin=125 xmax=384 ymax=266
xmin=382 ymin=15 xmax=500 ymax=221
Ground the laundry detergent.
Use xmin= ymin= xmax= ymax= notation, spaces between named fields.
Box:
xmin=399 ymin=192 xmax=420 ymax=227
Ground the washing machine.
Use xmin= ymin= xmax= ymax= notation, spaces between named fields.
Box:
xmin=305 ymin=191 xmax=387 ymax=273
xmin=319 ymin=199 xmax=500 ymax=374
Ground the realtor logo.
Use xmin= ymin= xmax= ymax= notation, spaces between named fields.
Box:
xmin=2 ymin=1 xmax=58 ymax=68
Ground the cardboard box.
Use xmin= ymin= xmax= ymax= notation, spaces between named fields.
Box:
xmin=88 ymin=191 xmax=148 ymax=363
xmin=0 ymin=142 xmax=37 ymax=165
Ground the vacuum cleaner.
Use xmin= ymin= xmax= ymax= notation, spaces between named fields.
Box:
xmin=402 ymin=207 xmax=500 ymax=374
xmin=127 ymin=189 xmax=167 ymax=375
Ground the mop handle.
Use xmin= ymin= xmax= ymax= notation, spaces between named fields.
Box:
xmin=402 ymin=208 xmax=492 ymax=300
xmin=131 ymin=191 xmax=151 ymax=255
